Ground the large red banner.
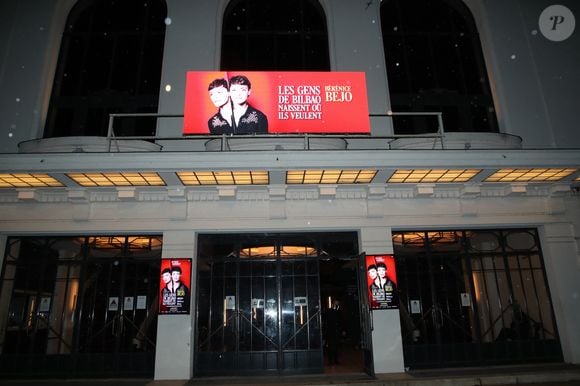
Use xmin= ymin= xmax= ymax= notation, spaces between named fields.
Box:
xmin=183 ymin=71 xmax=370 ymax=135
xmin=365 ymin=254 xmax=399 ymax=310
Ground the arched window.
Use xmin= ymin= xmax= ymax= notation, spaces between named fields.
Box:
xmin=44 ymin=0 xmax=167 ymax=138
xmin=381 ymin=0 xmax=498 ymax=134
xmin=221 ymin=0 xmax=329 ymax=70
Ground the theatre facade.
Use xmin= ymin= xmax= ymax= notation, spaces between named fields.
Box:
xmin=0 ymin=0 xmax=579 ymax=381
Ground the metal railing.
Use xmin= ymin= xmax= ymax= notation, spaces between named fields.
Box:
xmin=382 ymin=111 xmax=446 ymax=149
xmin=106 ymin=111 xmax=446 ymax=152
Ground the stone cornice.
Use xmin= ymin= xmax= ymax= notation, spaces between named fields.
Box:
xmin=0 ymin=182 xmax=576 ymax=204
xmin=1 ymin=148 xmax=579 ymax=173
xmin=1 ymin=148 xmax=578 ymax=203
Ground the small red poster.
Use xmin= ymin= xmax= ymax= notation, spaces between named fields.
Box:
xmin=159 ymin=258 xmax=192 ymax=315
xmin=183 ymin=71 xmax=370 ymax=135
xmin=366 ymin=255 xmax=399 ymax=310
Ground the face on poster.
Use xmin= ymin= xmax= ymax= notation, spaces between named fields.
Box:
xmin=159 ymin=258 xmax=192 ymax=315
xmin=183 ymin=71 xmax=371 ymax=135
xmin=365 ymin=254 xmax=399 ymax=310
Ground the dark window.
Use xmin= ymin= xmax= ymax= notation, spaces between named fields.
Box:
xmin=393 ymin=229 xmax=562 ymax=368
xmin=44 ymin=0 xmax=167 ymax=138
xmin=0 ymin=236 xmax=162 ymax=378
xmin=195 ymin=232 xmax=358 ymax=375
xmin=381 ymin=0 xmax=499 ymax=134
xmin=221 ymin=0 xmax=330 ymax=70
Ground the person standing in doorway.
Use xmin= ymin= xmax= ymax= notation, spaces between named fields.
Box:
xmin=325 ymin=299 xmax=343 ymax=365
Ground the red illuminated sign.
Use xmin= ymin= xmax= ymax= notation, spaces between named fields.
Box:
xmin=365 ymin=255 xmax=399 ymax=310
xmin=159 ymin=258 xmax=192 ymax=315
xmin=183 ymin=71 xmax=370 ymax=135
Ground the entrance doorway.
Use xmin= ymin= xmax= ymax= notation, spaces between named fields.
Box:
xmin=394 ymin=229 xmax=563 ymax=369
xmin=0 ymin=236 xmax=161 ymax=378
xmin=319 ymin=258 xmax=368 ymax=374
xmin=194 ymin=232 xmax=370 ymax=376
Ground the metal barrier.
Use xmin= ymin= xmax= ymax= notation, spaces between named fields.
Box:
xmin=106 ymin=111 xmax=446 ymax=152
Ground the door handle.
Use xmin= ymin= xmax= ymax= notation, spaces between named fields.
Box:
xmin=112 ymin=315 xmax=123 ymax=337
xmin=112 ymin=316 xmax=117 ymax=336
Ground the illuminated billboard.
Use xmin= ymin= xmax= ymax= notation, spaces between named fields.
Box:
xmin=183 ymin=71 xmax=370 ymax=135
xmin=365 ymin=254 xmax=399 ymax=310
xmin=159 ymin=258 xmax=192 ymax=315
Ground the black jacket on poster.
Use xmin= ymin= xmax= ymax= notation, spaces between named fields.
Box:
xmin=208 ymin=105 xmax=268 ymax=135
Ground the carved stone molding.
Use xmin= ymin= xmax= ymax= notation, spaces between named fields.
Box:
xmin=0 ymin=182 xmax=575 ymax=205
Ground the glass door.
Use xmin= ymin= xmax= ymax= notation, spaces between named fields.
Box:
xmin=195 ymin=232 xmax=361 ymax=377
xmin=356 ymin=253 xmax=375 ymax=376
xmin=195 ymin=257 xmax=322 ymax=375
xmin=0 ymin=236 xmax=161 ymax=378
xmin=394 ymin=230 xmax=563 ymax=369
xmin=76 ymin=238 xmax=161 ymax=376
xmin=279 ymin=259 xmax=322 ymax=372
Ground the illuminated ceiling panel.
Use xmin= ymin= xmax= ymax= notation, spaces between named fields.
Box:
xmin=286 ymin=169 xmax=377 ymax=184
xmin=67 ymin=172 xmax=165 ymax=187
xmin=3 ymin=167 xmax=577 ymax=189
xmin=89 ymin=236 xmax=163 ymax=251
xmin=484 ymin=168 xmax=577 ymax=182
xmin=240 ymin=245 xmax=317 ymax=258
xmin=177 ymin=171 xmax=269 ymax=185
xmin=0 ymin=173 xmax=64 ymax=188
xmin=388 ymin=169 xmax=481 ymax=183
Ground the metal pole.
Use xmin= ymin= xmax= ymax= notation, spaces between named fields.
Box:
xmin=107 ymin=114 xmax=115 ymax=152
xmin=437 ymin=113 xmax=445 ymax=149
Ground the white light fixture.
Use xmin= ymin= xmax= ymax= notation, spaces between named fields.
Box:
xmin=67 ymin=172 xmax=165 ymax=187
xmin=388 ymin=169 xmax=481 ymax=183
xmin=177 ymin=171 xmax=269 ymax=185
xmin=287 ymin=169 xmax=377 ymax=184
xmin=484 ymin=168 xmax=577 ymax=182
xmin=0 ymin=173 xmax=63 ymax=188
